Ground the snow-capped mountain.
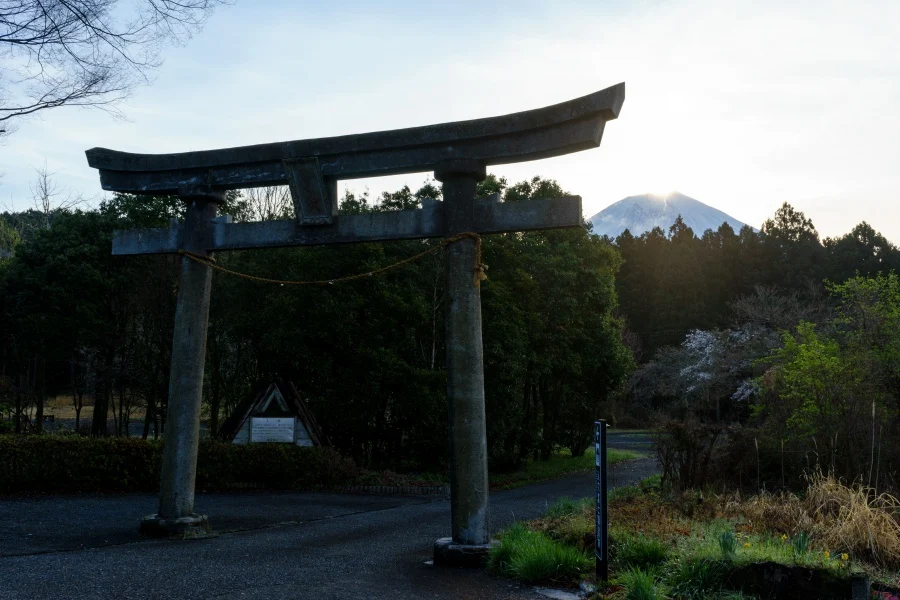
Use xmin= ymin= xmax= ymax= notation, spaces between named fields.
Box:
xmin=588 ymin=192 xmax=749 ymax=239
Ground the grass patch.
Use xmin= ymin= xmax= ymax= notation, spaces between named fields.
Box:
xmin=664 ymin=556 xmax=728 ymax=598
xmin=546 ymin=496 xmax=594 ymax=519
xmin=487 ymin=522 xmax=591 ymax=584
xmin=610 ymin=474 xmax=662 ymax=503
xmin=489 ymin=448 xmax=642 ymax=491
xmin=489 ymin=474 xmax=900 ymax=596
xmin=621 ymin=567 xmax=660 ymax=600
xmin=349 ymin=448 xmax=642 ymax=491
xmin=615 ymin=534 xmax=670 ymax=569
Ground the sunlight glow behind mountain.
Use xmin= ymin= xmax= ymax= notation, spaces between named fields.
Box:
xmin=587 ymin=192 xmax=749 ymax=239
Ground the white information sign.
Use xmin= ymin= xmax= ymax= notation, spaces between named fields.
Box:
xmin=250 ymin=417 xmax=295 ymax=443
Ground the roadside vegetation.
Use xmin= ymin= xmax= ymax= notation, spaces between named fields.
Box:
xmin=488 ymin=448 xmax=641 ymax=491
xmin=0 ymin=433 xmax=640 ymax=495
xmin=354 ymin=446 xmax=641 ymax=491
xmin=0 ymin=435 xmax=358 ymax=494
xmin=488 ymin=475 xmax=900 ymax=598
xmin=4 ymin=176 xmax=900 ymax=500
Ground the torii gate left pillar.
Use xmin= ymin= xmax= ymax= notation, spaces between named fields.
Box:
xmin=140 ymin=188 xmax=222 ymax=537
xmin=85 ymin=81 xmax=625 ymax=562
xmin=434 ymin=162 xmax=492 ymax=563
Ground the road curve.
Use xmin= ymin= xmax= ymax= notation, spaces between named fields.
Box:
xmin=0 ymin=435 xmax=656 ymax=600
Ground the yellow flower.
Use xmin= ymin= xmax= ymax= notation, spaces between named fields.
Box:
xmin=824 ymin=551 xmax=830 ymax=558
xmin=781 ymin=534 xmax=788 ymax=541
xmin=841 ymin=553 xmax=849 ymax=561
xmin=744 ymin=542 xmax=751 ymax=548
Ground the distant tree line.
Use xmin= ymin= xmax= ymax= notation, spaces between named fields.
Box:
xmin=0 ymin=175 xmax=632 ymax=472
xmin=614 ymin=203 xmax=900 ymax=355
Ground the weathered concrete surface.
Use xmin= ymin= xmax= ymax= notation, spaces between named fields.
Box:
xmin=110 ymin=195 xmax=582 ymax=255
xmin=439 ymin=164 xmax=490 ymax=549
xmin=154 ymin=197 xmax=218 ymax=529
xmin=283 ymin=157 xmax=336 ymax=225
xmin=0 ymin=454 xmax=657 ymax=600
xmin=433 ymin=536 xmax=498 ymax=567
xmin=140 ymin=513 xmax=211 ymax=538
xmin=85 ymin=83 xmax=624 ymax=194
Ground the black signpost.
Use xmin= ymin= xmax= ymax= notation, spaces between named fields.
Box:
xmin=595 ymin=420 xmax=608 ymax=581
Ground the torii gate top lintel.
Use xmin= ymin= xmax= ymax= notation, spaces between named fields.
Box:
xmin=89 ymin=83 xmax=624 ymax=256
xmin=86 ymin=82 xmax=624 ymax=190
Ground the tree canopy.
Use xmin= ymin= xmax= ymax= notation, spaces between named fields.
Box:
xmin=0 ymin=175 xmax=633 ymax=471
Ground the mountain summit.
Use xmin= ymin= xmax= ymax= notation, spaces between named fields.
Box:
xmin=588 ymin=192 xmax=749 ymax=239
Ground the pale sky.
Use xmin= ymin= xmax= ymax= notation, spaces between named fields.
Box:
xmin=2 ymin=0 xmax=898 ymax=241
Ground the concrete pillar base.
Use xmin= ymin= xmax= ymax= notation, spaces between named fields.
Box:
xmin=139 ymin=513 xmax=213 ymax=538
xmin=433 ymin=537 xmax=498 ymax=568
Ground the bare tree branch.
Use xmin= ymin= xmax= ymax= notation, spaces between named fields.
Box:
xmin=0 ymin=0 xmax=229 ymax=136
xmin=239 ymin=186 xmax=293 ymax=222
xmin=30 ymin=160 xmax=84 ymax=227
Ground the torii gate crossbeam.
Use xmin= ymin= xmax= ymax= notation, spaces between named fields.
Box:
xmin=85 ymin=82 xmax=625 ymax=566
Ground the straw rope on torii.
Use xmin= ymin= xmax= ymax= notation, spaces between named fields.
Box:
xmin=177 ymin=231 xmax=488 ymax=286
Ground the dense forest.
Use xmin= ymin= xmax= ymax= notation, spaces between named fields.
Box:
xmin=0 ymin=175 xmax=632 ymax=471
xmin=614 ymin=205 xmax=900 ymax=491
xmin=2 ymin=174 xmax=899 ymax=485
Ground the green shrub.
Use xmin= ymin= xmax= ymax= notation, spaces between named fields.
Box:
xmin=488 ymin=523 xmax=590 ymax=583
xmin=639 ymin=474 xmax=663 ymax=493
xmin=792 ymin=531 xmax=812 ymax=557
xmin=622 ymin=567 xmax=659 ymax=600
xmin=0 ymin=434 xmax=357 ymax=494
xmin=610 ymin=475 xmax=663 ymax=503
xmin=666 ymin=556 xmax=728 ymax=598
xmin=719 ymin=530 xmax=738 ymax=560
xmin=615 ymin=534 xmax=669 ymax=569
xmin=508 ymin=536 xmax=591 ymax=583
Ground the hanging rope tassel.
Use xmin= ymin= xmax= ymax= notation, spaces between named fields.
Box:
xmin=176 ymin=232 xmax=487 ymax=287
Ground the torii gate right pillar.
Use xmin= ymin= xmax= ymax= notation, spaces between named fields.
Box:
xmin=433 ymin=161 xmax=494 ymax=566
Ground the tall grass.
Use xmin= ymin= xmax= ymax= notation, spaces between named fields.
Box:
xmin=791 ymin=531 xmax=811 ymax=556
xmin=487 ymin=523 xmax=591 ymax=584
xmin=615 ymin=534 xmax=670 ymax=569
xmin=621 ymin=567 xmax=660 ymax=600
xmin=733 ymin=472 xmax=900 ymax=567
xmin=666 ymin=556 xmax=728 ymax=598
xmin=805 ymin=472 xmax=900 ymax=567
xmin=718 ymin=530 xmax=737 ymax=560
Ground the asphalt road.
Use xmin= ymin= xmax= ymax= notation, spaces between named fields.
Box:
xmin=0 ymin=432 xmax=656 ymax=600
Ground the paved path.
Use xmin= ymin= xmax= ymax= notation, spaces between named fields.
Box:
xmin=0 ymin=432 xmax=655 ymax=600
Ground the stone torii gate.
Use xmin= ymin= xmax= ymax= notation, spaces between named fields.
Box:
xmin=85 ymin=82 xmax=625 ymax=565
